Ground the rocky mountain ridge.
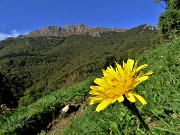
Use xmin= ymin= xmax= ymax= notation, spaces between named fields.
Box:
xmin=26 ymin=24 xmax=157 ymax=38
xmin=26 ymin=24 xmax=126 ymax=37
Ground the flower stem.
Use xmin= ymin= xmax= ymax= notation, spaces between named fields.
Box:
xmin=122 ymin=97 xmax=152 ymax=135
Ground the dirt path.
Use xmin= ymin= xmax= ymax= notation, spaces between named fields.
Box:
xmin=43 ymin=97 xmax=89 ymax=135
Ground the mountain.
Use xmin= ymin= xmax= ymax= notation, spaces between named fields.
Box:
xmin=0 ymin=24 xmax=158 ymax=108
xmin=26 ymin=24 xmax=126 ymax=37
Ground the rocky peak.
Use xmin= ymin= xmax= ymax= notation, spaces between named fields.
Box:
xmin=64 ymin=24 xmax=91 ymax=34
xmin=64 ymin=24 xmax=75 ymax=33
xmin=142 ymin=24 xmax=157 ymax=31
xmin=43 ymin=26 xmax=61 ymax=31
xmin=27 ymin=26 xmax=64 ymax=37
xmin=26 ymin=24 xmax=126 ymax=37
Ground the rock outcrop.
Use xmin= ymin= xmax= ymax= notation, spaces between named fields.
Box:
xmin=142 ymin=24 xmax=157 ymax=31
xmin=27 ymin=24 xmax=126 ymax=37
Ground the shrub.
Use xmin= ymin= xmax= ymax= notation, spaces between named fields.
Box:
xmin=158 ymin=9 xmax=180 ymax=39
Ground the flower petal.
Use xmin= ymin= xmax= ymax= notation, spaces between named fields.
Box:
xmin=134 ymin=76 xmax=149 ymax=87
xmin=132 ymin=92 xmax=147 ymax=105
xmin=117 ymin=95 xmax=124 ymax=102
xmin=103 ymin=70 xmax=113 ymax=80
xmin=89 ymin=96 xmax=105 ymax=105
xmin=136 ymin=76 xmax=149 ymax=83
xmin=94 ymin=78 xmax=104 ymax=85
xmin=94 ymin=78 xmax=109 ymax=88
xmin=125 ymin=92 xmax=136 ymax=103
xmin=133 ymin=60 xmax=138 ymax=70
xmin=144 ymin=71 xmax=153 ymax=76
xmin=90 ymin=86 xmax=104 ymax=91
xmin=126 ymin=59 xmax=135 ymax=71
xmin=136 ymin=64 xmax=148 ymax=73
xmin=116 ymin=62 xmax=124 ymax=78
xmin=95 ymin=98 xmax=114 ymax=112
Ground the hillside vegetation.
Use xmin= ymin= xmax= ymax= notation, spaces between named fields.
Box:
xmin=61 ymin=37 xmax=180 ymax=135
xmin=0 ymin=37 xmax=179 ymax=135
xmin=0 ymin=24 xmax=158 ymax=108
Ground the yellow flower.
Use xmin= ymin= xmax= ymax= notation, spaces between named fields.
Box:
xmin=89 ymin=59 xmax=153 ymax=112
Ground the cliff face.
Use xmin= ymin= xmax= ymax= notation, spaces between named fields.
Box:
xmin=27 ymin=24 xmax=126 ymax=37
xmin=27 ymin=26 xmax=64 ymax=37
xmin=142 ymin=24 xmax=157 ymax=31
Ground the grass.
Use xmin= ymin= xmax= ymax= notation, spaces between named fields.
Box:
xmin=0 ymin=77 xmax=96 ymax=135
xmin=0 ymin=38 xmax=179 ymax=135
xmin=61 ymin=38 xmax=180 ymax=135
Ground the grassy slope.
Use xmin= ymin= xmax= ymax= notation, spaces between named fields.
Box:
xmin=0 ymin=77 xmax=96 ymax=135
xmin=62 ymin=38 xmax=180 ymax=135
xmin=0 ymin=38 xmax=179 ymax=135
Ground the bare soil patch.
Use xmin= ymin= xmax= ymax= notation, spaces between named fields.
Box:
xmin=43 ymin=97 xmax=89 ymax=135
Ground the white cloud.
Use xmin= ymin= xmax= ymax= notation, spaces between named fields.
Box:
xmin=0 ymin=30 xmax=29 ymax=41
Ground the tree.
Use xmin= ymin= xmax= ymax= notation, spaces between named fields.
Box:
xmin=155 ymin=0 xmax=180 ymax=10
xmin=0 ymin=73 xmax=16 ymax=108
xmin=157 ymin=0 xmax=180 ymax=39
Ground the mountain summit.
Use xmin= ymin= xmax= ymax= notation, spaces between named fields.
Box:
xmin=26 ymin=24 xmax=126 ymax=37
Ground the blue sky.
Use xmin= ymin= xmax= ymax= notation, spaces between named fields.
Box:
xmin=0 ymin=0 xmax=165 ymax=40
